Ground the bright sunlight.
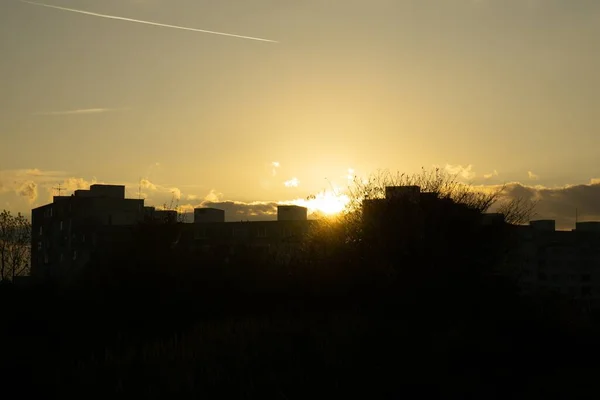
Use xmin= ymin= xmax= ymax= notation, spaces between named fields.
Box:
xmin=289 ymin=189 xmax=350 ymax=216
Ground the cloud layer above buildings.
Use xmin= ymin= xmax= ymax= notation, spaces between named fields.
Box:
xmin=3 ymin=167 xmax=600 ymax=229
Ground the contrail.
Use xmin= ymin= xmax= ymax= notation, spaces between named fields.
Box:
xmin=34 ymin=108 xmax=120 ymax=116
xmin=19 ymin=0 xmax=278 ymax=43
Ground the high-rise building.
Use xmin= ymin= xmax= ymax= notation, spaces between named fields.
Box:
xmin=31 ymin=184 xmax=144 ymax=279
xmin=507 ymin=220 xmax=600 ymax=308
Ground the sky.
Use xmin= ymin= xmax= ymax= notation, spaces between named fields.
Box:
xmin=1 ymin=0 xmax=599 ymax=228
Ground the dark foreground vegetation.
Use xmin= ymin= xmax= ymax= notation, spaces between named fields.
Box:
xmin=2 ymin=170 xmax=600 ymax=398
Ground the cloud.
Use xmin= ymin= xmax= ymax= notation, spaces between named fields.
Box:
xmin=483 ymin=170 xmax=499 ymax=179
xmin=271 ymin=161 xmax=280 ymax=176
xmin=190 ymin=188 xmax=351 ymax=220
xmin=487 ymin=179 xmax=600 ymax=229
xmin=347 ymin=168 xmax=355 ymax=181
xmin=284 ymin=177 xmax=299 ymax=187
xmin=6 ymin=166 xmax=600 ymax=232
xmin=528 ymin=171 xmax=539 ymax=180
xmin=24 ymin=168 xmax=63 ymax=177
xmin=0 ymin=169 xmax=187 ymax=213
xmin=198 ymin=200 xmax=278 ymax=221
xmin=202 ymin=189 xmax=223 ymax=203
xmin=19 ymin=0 xmax=278 ymax=43
xmin=60 ymin=177 xmax=95 ymax=191
xmin=131 ymin=177 xmax=184 ymax=205
xmin=44 ymin=177 xmax=99 ymax=201
xmin=186 ymin=188 xmax=338 ymax=221
xmin=140 ymin=178 xmax=157 ymax=191
xmin=445 ymin=164 xmax=476 ymax=180
xmin=0 ymin=169 xmax=98 ymax=206
xmin=6 ymin=169 xmax=66 ymax=182
xmin=34 ymin=108 xmax=120 ymax=116
xmin=17 ymin=181 xmax=38 ymax=203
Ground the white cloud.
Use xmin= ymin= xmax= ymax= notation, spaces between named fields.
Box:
xmin=140 ymin=178 xmax=157 ymax=191
xmin=0 ymin=169 xmax=189 ymax=214
xmin=347 ymin=168 xmax=355 ymax=181
xmin=271 ymin=161 xmax=280 ymax=176
xmin=284 ymin=177 xmax=299 ymax=187
xmin=528 ymin=171 xmax=539 ymax=180
xmin=0 ymin=169 xmax=98 ymax=206
xmin=132 ymin=177 xmax=184 ymax=206
xmin=483 ymin=169 xmax=499 ymax=179
xmin=444 ymin=164 xmax=476 ymax=180
xmin=44 ymin=177 xmax=99 ymax=201
xmin=24 ymin=168 xmax=64 ymax=177
xmin=60 ymin=177 xmax=96 ymax=191
xmin=202 ymin=189 xmax=223 ymax=203
xmin=17 ymin=181 xmax=38 ymax=203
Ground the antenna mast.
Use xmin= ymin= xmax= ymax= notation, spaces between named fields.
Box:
xmin=52 ymin=183 xmax=64 ymax=196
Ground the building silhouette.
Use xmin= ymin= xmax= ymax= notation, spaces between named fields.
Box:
xmin=512 ymin=220 xmax=600 ymax=308
xmin=361 ymin=185 xmax=600 ymax=309
xmin=31 ymin=185 xmax=145 ymax=279
xmin=31 ymin=184 xmax=313 ymax=278
xmin=30 ymin=183 xmax=600 ymax=307
xmin=183 ymin=206 xmax=314 ymax=263
xmin=144 ymin=207 xmax=178 ymax=224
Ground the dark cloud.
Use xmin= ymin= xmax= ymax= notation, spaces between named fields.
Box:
xmin=201 ymin=201 xmax=278 ymax=221
xmin=493 ymin=181 xmax=600 ymax=229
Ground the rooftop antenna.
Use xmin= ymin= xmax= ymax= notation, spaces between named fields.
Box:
xmin=52 ymin=183 xmax=64 ymax=196
xmin=138 ymin=177 xmax=142 ymax=200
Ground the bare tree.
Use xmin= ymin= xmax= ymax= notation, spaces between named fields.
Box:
xmin=495 ymin=197 xmax=538 ymax=225
xmin=346 ymin=168 xmax=504 ymax=213
xmin=302 ymin=168 xmax=537 ymax=265
xmin=344 ymin=167 xmax=535 ymax=224
xmin=0 ymin=210 xmax=32 ymax=281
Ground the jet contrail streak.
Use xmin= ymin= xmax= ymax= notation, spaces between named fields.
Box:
xmin=19 ymin=0 xmax=278 ymax=43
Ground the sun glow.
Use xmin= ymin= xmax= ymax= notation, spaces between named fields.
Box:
xmin=290 ymin=189 xmax=350 ymax=216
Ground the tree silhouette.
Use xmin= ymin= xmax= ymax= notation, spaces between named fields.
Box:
xmin=0 ymin=210 xmax=31 ymax=281
xmin=299 ymin=168 xmax=536 ymax=311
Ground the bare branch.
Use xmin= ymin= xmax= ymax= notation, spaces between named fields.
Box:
xmin=0 ymin=210 xmax=32 ymax=281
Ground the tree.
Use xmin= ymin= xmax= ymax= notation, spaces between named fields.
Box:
xmin=0 ymin=210 xmax=32 ymax=281
xmin=299 ymin=168 xmax=537 ymax=298
xmin=496 ymin=196 xmax=538 ymax=225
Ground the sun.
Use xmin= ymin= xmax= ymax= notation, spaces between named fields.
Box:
xmin=291 ymin=189 xmax=350 ymax=216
